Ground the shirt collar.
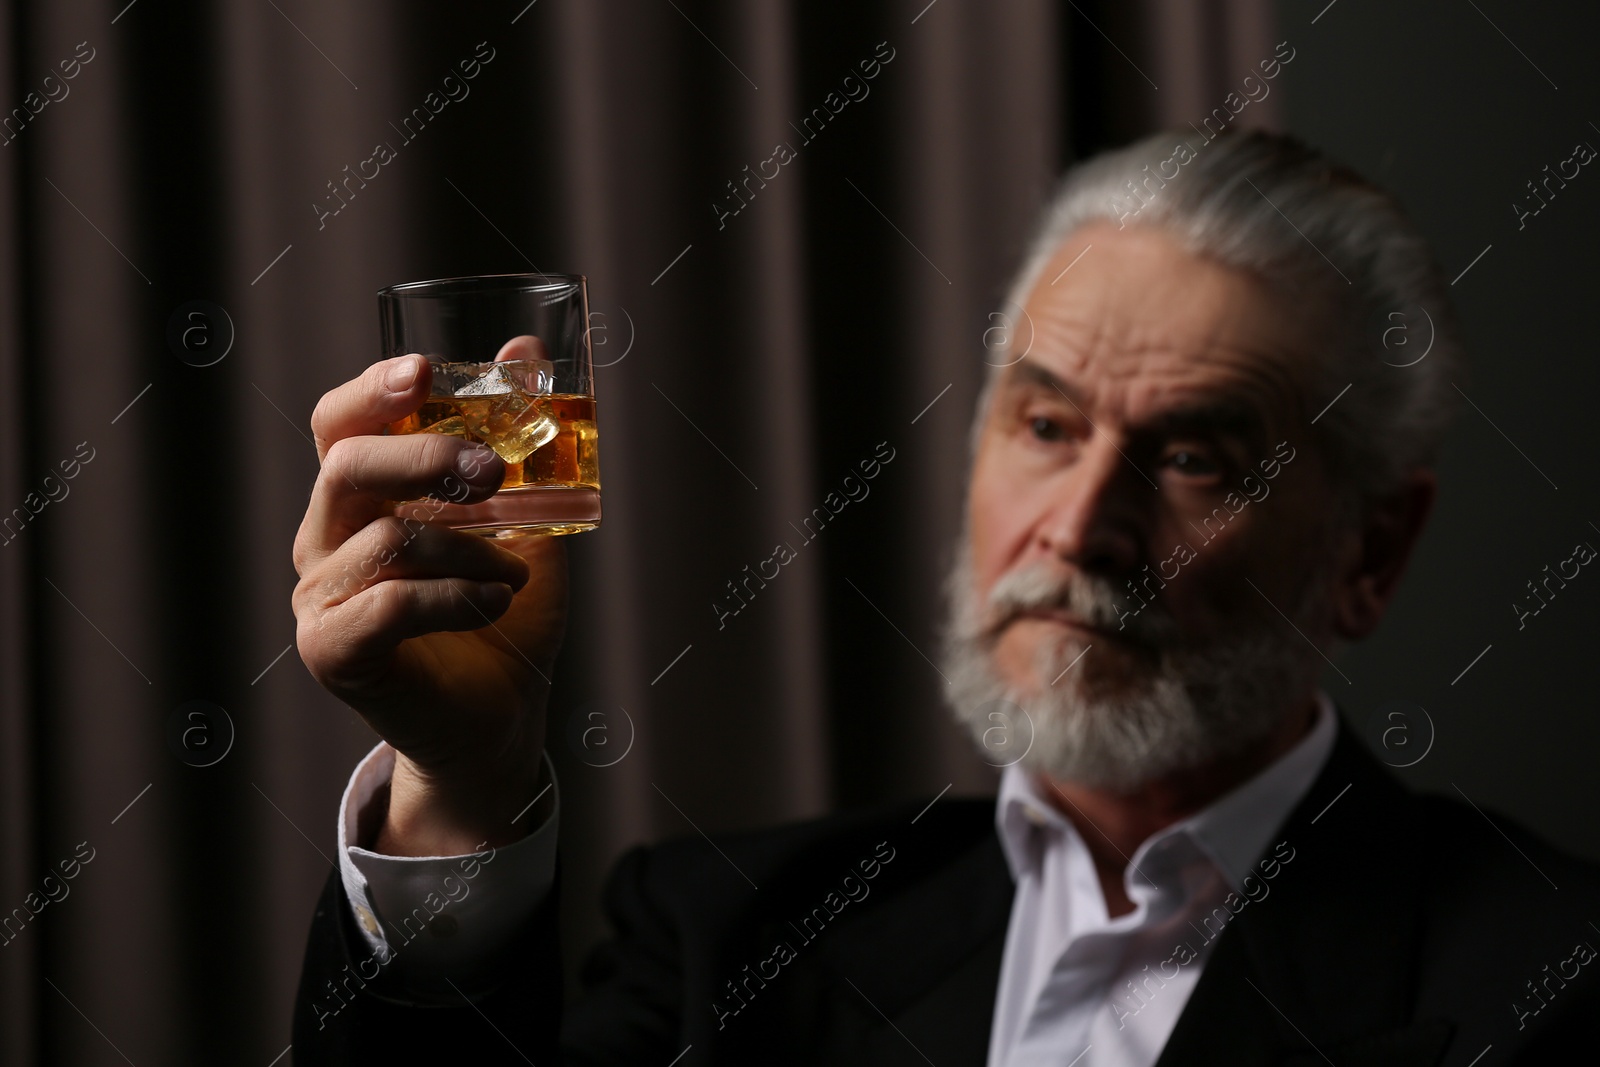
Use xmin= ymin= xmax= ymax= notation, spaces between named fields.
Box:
xmin=995 ymin=690 xmax=1338 ymax=891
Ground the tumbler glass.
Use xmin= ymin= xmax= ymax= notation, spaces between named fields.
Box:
xmin=379 ymin=273 xmax=600 ymax=538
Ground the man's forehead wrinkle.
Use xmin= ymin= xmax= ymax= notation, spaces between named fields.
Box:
xmin=1023 ymin=241 xmax=1306 ymax=369
xmin=1024 ymin=303 xmax=1105 ymax=378
xmin=1020 ymin=308 xmax=1295 ymax=398
xmin=1015 ymin=253 xmax=1315 ymax=429
xmin=1025 ymin=296 xmax=1259 ymax=371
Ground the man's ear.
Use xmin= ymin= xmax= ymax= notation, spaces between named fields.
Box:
xmin=1331 ymin=468 xmax=1437 ymax=641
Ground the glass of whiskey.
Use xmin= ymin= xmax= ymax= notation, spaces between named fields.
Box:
xmin=379 ymin=273 xmax=600 ymax=538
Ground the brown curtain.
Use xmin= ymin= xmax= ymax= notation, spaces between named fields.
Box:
xmin=0 ymin=1 xmax=1280 ymax=1062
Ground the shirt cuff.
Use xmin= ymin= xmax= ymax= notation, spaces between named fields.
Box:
xmin=336 ymin=740 xmax=559 ymax=1002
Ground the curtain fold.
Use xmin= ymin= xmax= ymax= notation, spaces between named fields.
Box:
xmin=0 ymin=2 xmax=1275 ymax=1062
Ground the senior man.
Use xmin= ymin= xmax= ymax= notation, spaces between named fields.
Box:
xmin=291 ymin=130 xmax=1600 ymax=1065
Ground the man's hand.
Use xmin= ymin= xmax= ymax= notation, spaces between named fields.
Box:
xmin=291 ymin=353 xmax=566 ymax=857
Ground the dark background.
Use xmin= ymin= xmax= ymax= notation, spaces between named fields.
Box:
xmin=1 ymin=1 xmax=1595 ymax=1064
xmin=1281 ymin=0 xmax=1600 ymax=858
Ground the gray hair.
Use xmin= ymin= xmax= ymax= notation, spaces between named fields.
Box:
xmin=973 ymin=129 xmax=1465 ymax=511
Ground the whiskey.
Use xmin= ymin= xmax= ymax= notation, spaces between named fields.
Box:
xmin=383 ymin=359 xmax=601 ymax=536
xmin=386 ymin=394 xmax=600 ymax=490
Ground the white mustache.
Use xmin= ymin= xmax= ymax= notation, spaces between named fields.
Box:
xmin=981 ymin=562 xmax=1178 ymax=646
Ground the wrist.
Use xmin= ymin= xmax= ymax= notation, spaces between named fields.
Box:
xmin=376 ymin=740 xmax=551 ymax=857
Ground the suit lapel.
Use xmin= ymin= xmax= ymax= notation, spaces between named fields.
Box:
xmin=1156 ymin=719 xmax=1453 ymax=1066
xmin=809 ymin=823 xmax=1014 ymax=1066
xmin=747 ymin=718 xmax=1457 ymax=1065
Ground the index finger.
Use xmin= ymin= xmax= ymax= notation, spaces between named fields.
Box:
xmin=311 ymin=354 xmax=432 ymax=464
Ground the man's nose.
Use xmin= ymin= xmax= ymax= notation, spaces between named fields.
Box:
xmin=1033 ymin=435 xmax=1146 ymax=574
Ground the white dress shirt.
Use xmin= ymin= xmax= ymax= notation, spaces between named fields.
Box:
xmin=988 ymin=691 xmax=1336 ymax=1066
xmin=336 ymin=691 xmax=1336 ymax=1055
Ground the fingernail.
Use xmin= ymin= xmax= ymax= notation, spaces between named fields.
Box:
xmin=386 ymin=355 xmax=420 ymax=392
xmin=479 ymin=582 xmax=514 ymax=610
xmin=455 ymin=444 xmax=502 ymax=484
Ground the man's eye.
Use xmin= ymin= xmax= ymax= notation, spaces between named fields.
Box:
xmin=1164 ymin=449 xmax=1221 ymax=477
xmin=1028 ymin=415 xmax=1064 ymax=441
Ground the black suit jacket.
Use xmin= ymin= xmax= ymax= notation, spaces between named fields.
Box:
xmin=294 ymin=721 xmax=1600 ymax=1065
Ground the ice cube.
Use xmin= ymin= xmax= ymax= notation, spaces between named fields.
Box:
xmin=455 ymin=362 xmax=518 ymax=396
xmin=428 ymin=358 xmax=555 ymax=399
xmin=459 ymin=394 xmax=559 ymax=464
xmin=437 ymin=361 xmax=556 ymax=464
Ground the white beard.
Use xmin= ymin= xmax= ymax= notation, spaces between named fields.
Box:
xmin=939 ymin=540 xmax=1331 ymax=791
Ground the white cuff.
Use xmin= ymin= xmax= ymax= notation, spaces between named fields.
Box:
xmin=336 ymin=741 xmax=559 ymax=1000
